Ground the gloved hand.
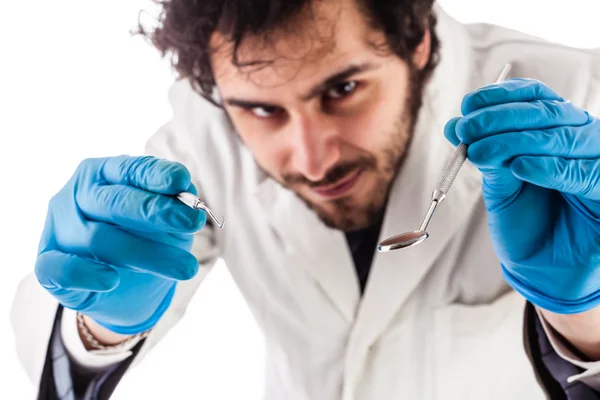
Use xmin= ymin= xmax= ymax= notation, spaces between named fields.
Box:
xmin=444 ymin=78 xmax=600 ymax=314
xmin=35 ymin=155 xmax=206 ymax=334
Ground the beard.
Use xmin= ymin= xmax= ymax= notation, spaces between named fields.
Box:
xmin=285 ymin=65 xmax=428 ymax=232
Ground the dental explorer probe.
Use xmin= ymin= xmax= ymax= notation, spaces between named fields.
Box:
xmin=377 ymin=63 xmax=513 ymax=252
xmin=176 ymin=192 xmax=225 ymax=229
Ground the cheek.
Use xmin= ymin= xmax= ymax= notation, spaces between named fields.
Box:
xmin=237 ymin=128 xmax=288 ymax=177
xmin=342 ymin=101 xmax=398 ymax=150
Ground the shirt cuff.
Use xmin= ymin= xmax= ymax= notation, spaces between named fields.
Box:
xmin=536 ymin=307 xmax=600 ymax=391
xmin=60 ymin=308 xmax=134 ymax=371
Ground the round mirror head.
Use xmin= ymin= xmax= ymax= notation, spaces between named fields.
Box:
xmin=377 ymin=230 xmax=429 ymax=252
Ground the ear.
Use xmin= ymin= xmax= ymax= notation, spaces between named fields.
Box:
xmin=412 ymin=25 xmax=431 ymax=70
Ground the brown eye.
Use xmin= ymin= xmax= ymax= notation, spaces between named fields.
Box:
xmin=326 ymin=81 xmax=358 ymax=100
xmin=251 ymin=105 xmax=281 ymax=118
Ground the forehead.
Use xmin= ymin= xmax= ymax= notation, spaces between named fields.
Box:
xmin=210 ymin=0 xmax=388 ymax=95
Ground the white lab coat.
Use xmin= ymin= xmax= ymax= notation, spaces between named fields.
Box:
xmin=11 ymin=4 xmax=600 ymax=399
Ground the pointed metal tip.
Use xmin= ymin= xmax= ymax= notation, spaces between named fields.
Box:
xmin=204 ymin=208 xmax=225 ymax=229
xmin=176 ymin=192 xmax=225 ymax=229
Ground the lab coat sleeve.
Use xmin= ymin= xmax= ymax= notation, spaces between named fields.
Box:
xmin=36 ymin=305 xmax=146 ymax=400
xmin=535 ymin=307 xmax=600 ymax=392
xmin=10 ymin=79 xmax=224 ymax=392
xmin=522 ymin=302 xmax=600 ymax=399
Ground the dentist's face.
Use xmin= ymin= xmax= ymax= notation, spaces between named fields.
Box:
xmin=211 ymin=0 xmax=431 ymax=231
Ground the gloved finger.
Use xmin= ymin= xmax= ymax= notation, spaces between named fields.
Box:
xmin=187 ymin=182 xmax=199 ymax=196
xmin=509 ymin=156 xmax=600 ymax=201
xmin=467 ymin=119 xmax=600 ymax=167
xmin=461 ymin=78 xmax=563 ymax=115
xmin=162 ymin=182 xmax=203 ymax=245
xmin=68 ymin=220 xmax=201 ymax=280
xmin=443 ymin=117 xmax=462 ymax=147
xmin=79 ymin=183 xmax=206 ymax=234
xmin=456 ymin=100 xmax=591 ymax=145
xmin=444 ymin=114 xmax=529 ymax=212
xmin=35 ymin=250 xmax=120 ymax=292
xmin=97 ymin=155 xmax=192 ymax=195
xmin=479 ymin=167 xmax=525 ymax=212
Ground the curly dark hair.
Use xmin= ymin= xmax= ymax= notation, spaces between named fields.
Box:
xmin=136 ymin=0 xmax=440 ymax=106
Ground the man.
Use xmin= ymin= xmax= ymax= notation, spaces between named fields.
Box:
xmin=10 ymin=0 xmax=600 ymax=398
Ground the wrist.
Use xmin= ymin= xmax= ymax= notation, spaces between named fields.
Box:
xmin=539 ymin=306 xmax=600 ymax=360
xmin=77 ymin=313 xmax=149 ymax=352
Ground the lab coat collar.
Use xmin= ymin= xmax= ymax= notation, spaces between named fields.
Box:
xmin=253 ymin=4 xmax=483 ymax=326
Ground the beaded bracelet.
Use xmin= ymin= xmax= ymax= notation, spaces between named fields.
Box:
xmin=76 ymin=312 xmax=150 ymax=352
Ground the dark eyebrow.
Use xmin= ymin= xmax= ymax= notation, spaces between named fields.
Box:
xmin=224 ymin=61 xmax=378 ymax=109
xmin=224 ymin=98 xmax=280 ymax=110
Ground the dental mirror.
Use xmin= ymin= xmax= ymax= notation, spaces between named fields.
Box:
xmin=378 ymin=230 xmax=429 ymax=252
xmin=377 ymin=62 xmax=513 ymax=253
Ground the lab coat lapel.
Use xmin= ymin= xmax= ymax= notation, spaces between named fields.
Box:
xmin=345 ymin=4 xmax=485 ymax=364
xmin=255 ymin=176 xmax=361 ymax=323
xmin=347 ymin=113 xmax=483 ymax=352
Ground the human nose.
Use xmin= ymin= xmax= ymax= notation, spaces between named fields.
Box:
xmin=289 ymin=115 xmax=341 ymax=182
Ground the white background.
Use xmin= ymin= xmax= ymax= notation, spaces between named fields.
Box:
xmin=1 ymin=0 xmax=599 ymax=398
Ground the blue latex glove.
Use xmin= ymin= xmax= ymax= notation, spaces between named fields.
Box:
xmin=35 ymin=155 xmax=206 ymax=334
xmin=444 ymin=78 xmax=600 ymax=314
